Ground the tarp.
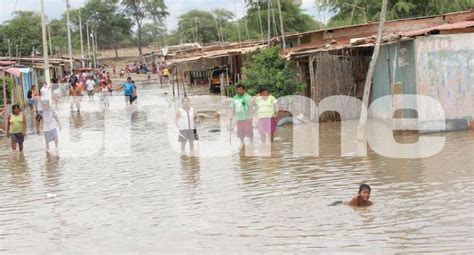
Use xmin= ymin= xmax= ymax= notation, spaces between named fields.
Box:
xmin=0 ymin=61 xmax=16 ymax=66
xmin=4 ymin=67 xmax=31 ymax=78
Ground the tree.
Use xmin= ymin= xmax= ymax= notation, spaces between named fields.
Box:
xmin=0 ymin=76 xmax=13 ymax=105
xmin=241 ymin=47 xmax=304 ymax=97
xmin=0 ymin=0 xmax=135 ymax=58
xmin=0 ymin=11 xmax=42 ymax=57
xmin=177 ymin=9 xmax=234 ymax=44
xmin=75 ymin=0 xmax=133 ymax=56
xmin=315 ymin=0 xmax=474 ymax=27
xmin=121 ymin=0 xmax=168 ymax=55
xmin=142 ymin=23 xmax=166 ymax=46
xmin=245 ymin=0 xmax=321 ymax=39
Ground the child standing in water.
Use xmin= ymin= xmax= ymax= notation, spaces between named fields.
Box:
xmin=176 ymin=97 xmax=197 ymax=154
xmin=39 ymin=102 xmax=62 ymax=151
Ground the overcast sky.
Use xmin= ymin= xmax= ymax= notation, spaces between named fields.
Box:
xmin=0 ymin=0 xmax=330 ymax=30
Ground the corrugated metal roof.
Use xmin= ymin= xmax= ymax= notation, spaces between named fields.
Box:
xmin=284 ymin=8 xmax=474 ymax=39
xmin=169 ymin=45 xmax=267 ymax=65
xmin=397 ymin=21 xmax=474 ymax=37
xmin=0 ymin=61 xmax=16 ymax=66
xmin=284 ymin=20 xmax=473 ymax=59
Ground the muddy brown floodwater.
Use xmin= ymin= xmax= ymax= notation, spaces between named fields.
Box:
xmin=1 ymin=83 xmax=473 ymax=253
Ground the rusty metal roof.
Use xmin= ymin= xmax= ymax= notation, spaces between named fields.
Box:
xmin=397 ymin=21 xmax=474 ymax=37
xmin=284 ymin=19 xmax=473 ymax=59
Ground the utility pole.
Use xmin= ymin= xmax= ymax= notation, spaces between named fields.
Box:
xmin=86 ymin=23 xmax=91 ymax=68
xmin=241 ymin=0 xmax=250 ymax=41
xmin=257 ymin=0 xmax=264 ymax=40
xmin=276 ymin=0 xmax=286 ymax=49
xmin=94 ymin=30 xmax=99 ymax=67
xmin=267 ymin=0 xmax=271 ymax=46
xmin=213 ymin=15 xmax=223 ymax=48
xmin=95 ymin=30 xmax=99 ymax=66
xmin=194 ymin=17 xmax=198 ymax=44
xmin=79 ymin=8 xmax=84 ymax=67
xmin=234 ymin=0 xmax=242 ymax=48
xmin=270 ymin=0 xmax=278 ymax=38
xmin=357 ymin=0 xmax=389 ymax=141
xmin=47 ymin=23 xmax=53 ymax=56
xmin=7 ymin=39 xmax=11 ymax=58
xmin=91 ymin=30 xmax=96 ymax=68
xmin=218 ymin=17 xmax=225 ymax=43
xmin=65 ymin=0 xmax=74 ymax=72
xmin=32 ymin=46 xmax=35 ymax=68
xmin=40 ymin=0 xmax=51 ymax=91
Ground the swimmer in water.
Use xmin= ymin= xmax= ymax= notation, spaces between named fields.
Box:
xmin=328 ymin=184 xmax=373 ymax=207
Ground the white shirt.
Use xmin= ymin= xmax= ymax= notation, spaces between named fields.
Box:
xmin=86 ymin=80 xmax=96 ymax=91
xmin=177 ymin=107 xmax=195 ymax=130
xmin=40 ymin=86 xmax=50 ymax=101
xmin=41 ymin=110 xmax=57 ymax=132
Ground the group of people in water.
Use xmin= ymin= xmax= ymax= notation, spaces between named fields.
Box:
xmin=5 ymin=72 xmax=373 ymax=207
xmin=5 ymin=68 xmax=138 ymax=154
xmin=174 ymin=84 xmax=279 ymax=155
xmin=6 ymin=101 xmax=61 ymax=153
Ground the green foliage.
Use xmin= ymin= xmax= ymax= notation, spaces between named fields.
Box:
xmin=315 ymin=0 xmax=474 ymax=28
xmin=0 ymin=11 xmax=42 ymax=57
xmin=172 ymin=1 xmax=321 ymax=44
xmin=121 ymin=0 xmax=168 ymax=54
xmin=241 ymin=47 xmax=304 ymax=97
xmin=245 ymin=0 xmax=322 ymax=38
xmin=72 ymin=0 xmax=134 ymax=51
xmin=0 ymin=77 xmax=14 ymax=105
xmin=0 ymin=0 xmax=134 ymax=57
xmin=176 ymin=9 xmax=234 ymax=44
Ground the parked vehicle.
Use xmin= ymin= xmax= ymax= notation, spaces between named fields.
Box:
xmin=209 ymin=66 xmax=230 ymax=93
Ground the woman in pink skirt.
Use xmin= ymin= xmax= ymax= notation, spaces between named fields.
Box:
xmin=253 ymin=88 xmax=279 ymax=144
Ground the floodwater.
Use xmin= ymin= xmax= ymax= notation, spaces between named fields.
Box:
xmin=1 ymin=82 xmax=473 ymax=253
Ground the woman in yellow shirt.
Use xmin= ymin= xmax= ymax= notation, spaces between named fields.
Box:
xmin=252 ymin=88 xmax=279 ymax=143
xmin=7 ymin=104 xmax=27 ymax=151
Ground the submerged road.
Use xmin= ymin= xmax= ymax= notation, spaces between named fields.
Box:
xmin=1 ymin=82 xmax=473 ymax=253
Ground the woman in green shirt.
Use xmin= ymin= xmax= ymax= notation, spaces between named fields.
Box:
xmin=7 ymin=104 xmax=27 ymax=151
xmin=253 ymin=88 xmax=278 ymax=144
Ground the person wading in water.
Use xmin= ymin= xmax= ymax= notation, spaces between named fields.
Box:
xmin=252 ymin=88 xmax=279 ymax=144
xmin=229 ymin=84 xmax=254 ymax=148
xmin=7 ymin=104 xmax=27 ymax=152
xmin=176 ymin=97 xmax=197 ymax=154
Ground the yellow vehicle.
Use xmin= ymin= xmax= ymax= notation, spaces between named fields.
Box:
xmin=209 ymin=66 xmax=230 ymax=93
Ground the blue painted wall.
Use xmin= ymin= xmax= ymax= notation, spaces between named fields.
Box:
xmin=371 ymin=40 xmax=417 ymax=119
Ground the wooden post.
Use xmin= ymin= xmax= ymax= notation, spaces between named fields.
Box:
xmin=181 ymin=66 xmax=186 ymax=96
xmin=267 ymin=0 xmax=271 ymax=46
xmin=276 ymin=0 xmax=285 ymax=49
xmin=2 ymin=71 xmax=7 ymax=133
xmin=308 ymin=55 xmax=316 ymax=121
xmin=176 ymin=66 xmax=180 ymax=97
xmin=356 ymin=0 xmax=389 ymax=141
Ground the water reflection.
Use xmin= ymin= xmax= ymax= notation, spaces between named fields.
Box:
xmin=180 ymin=155 xmax=201 ymax=189
xmin=0 ymin=83 xmax=472 ymax=253
xmin=70 ymin=112 xmax=84 ymax=129
xmin=43 ymin=153 xmax=62 ymax=189
xmin=8 ymin=153 xmax=30 ymax=189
